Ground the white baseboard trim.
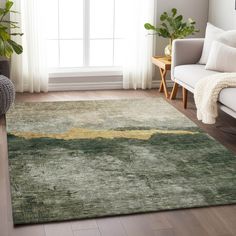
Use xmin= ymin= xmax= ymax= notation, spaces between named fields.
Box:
xmin=49 ymin=81 xmax=123 ymax=91
xmin=49 ymin=79 xmax=174 ymax=91
xmin=152 ymin=80 xmax=174 ymax=88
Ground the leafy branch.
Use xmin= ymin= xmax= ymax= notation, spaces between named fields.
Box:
xmin=144 ymin=8 xmax=199 ymax=42
xmin=0 ymin=0 xmax=23 ymax=58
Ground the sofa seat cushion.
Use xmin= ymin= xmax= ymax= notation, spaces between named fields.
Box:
xmin=174 ymin=65 xmax=236 ymax=112
xmin=174 ymin=64 xmax=220 ymax=89
xmin=219 ymin=88 xmax=236 ymax=112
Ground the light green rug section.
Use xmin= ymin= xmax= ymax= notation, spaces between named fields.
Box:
xmin=7 ymin=98 xmax=236 ymax=225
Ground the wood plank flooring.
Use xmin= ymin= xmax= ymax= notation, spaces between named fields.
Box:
xmin=0 ymin=89 xmax=235 ymax=236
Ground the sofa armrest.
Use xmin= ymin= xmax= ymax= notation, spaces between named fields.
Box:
xmin=171 ymin=38 xmax=204 ymax=80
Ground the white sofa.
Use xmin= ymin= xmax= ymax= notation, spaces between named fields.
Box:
xmin=170 ymin=38 xmax=236 ymax=119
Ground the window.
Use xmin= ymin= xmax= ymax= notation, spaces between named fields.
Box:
xmin=45 ymin=0 xmax=126 ymax=69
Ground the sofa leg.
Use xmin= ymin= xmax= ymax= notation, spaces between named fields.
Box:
xmin=182 ymin=87 xmax=188 ymax=109
xmin=170 ymin=83 xmax=179 ymax=100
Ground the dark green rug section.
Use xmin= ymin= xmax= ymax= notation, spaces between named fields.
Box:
xmin=7 ymin=98 xmax=236 ymax=225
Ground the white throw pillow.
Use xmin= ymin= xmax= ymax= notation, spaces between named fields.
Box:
xmin=217 ymin=30 xmax=236 ymax=48
xmin=205 ymin=41 xmax=236 ymax=72
xmin=199 ymin=23 xmax=224 ymax=65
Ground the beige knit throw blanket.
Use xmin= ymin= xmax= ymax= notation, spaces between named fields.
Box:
xmin=194 ymin=73 xmax=236 ymax=124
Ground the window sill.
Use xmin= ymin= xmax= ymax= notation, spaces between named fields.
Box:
xmin=49 ymin=66 xmax=123 ymax=78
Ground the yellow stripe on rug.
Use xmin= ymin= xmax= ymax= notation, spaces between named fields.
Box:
xmin=10 ymin=128 xmax=199 ymax=140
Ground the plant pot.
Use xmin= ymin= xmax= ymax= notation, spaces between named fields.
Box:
xmin=0 ymin=60 xmax=10 ymax=78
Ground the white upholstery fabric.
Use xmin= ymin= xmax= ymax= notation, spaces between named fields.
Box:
xmin=220 ymin=105 xmax=236 ymax=119
xmin=219 ymin=88 xmax=236 ymax=112
xmin=206 ymin=41 xmax=236 ymax=72
xmin=172 ymin=36 xmax=236 ymax=120
xmin=174 ymin=65 xmax=236 ymax=115
xmin=171 ymin=39 xmax=204 ymax=81
xmin=217 ymin=30 xmax=236 ymax=48
xmin=199 ymin=23 xmax=224 ymax=65
xmin=174 ymin=64 xmax=220 ymax=89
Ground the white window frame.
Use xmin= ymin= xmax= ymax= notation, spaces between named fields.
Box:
xmin=48 ymin=0 xmax=123 ymax=77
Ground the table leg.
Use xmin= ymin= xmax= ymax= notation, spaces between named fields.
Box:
xmin=159 ymin=81 xmax=164 ymax=93
xmin=159 ymin=68 xmax=169 ymax=98
xmin=170 ymin=82 xmax=179 ymax=100
xmin=182 ymin=87 xmax=188 ymax=109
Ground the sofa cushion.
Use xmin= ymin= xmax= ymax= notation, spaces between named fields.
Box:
xmin=174 ymin=65 xmax=236 ymax=112
xmin=219 ymin=88 xmax=236 ymax=112
xmin=217 ymin=30 xmax=236 ymax=48
xmin=205 ymin=41 xmax=236 ymax=72
xmin=174 ymin=64 xmax=220 ymax=89
xmin=199 ymin=23 xmax=224 ymax=65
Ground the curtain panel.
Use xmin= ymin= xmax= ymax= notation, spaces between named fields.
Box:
xmin=123 ymin=0 xmax=156 ymax=90
xmin=10 ymin=0 xmax=48 ymax=93
xmin=10 ymin=0 xmax=155 ymax=92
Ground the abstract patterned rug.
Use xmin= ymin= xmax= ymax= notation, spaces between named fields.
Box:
xmin=7 ymin=98 xmax=236 ymax=225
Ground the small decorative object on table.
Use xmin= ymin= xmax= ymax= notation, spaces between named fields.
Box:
xmin=144 ymin=8 xmax=199 ymax=58
xmin=152 ymin=56 xmax=171 ymax=98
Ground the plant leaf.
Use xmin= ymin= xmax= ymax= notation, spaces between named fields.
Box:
xmin=5 ymin=0 xmax=14 ymax=11
xmin=0 ymin=39 xmax=4 ymax=55
xmin=10 ymin=33 xmax=24 ymax=36
xmin=172 ymin=8 xmax=177 ymax=17
xmin=161 ymin=23 xmax=168 ymax=29
xmin=0 ymin=29 xmax=10 ymax=40
xmin=160 ymin=12 xmax=168 ymax=21
xmin=1 ymin=20 xmax=18 ymax=24
xmin=144 ymin=23 xmax=156 ymax=30
xmin=3 ymin=41 xmax=13 ymax=58
xmin=0 ymin=8 xmax=5 ymax=15
xmin=8 ymin=39 xmax=23 ymax=54
xmin=175 ymin=15 xmax=183 ymax=22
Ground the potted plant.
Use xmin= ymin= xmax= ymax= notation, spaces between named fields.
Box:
xmin=144 ymin=8 xmax=199 ymax=58
xmin=0 ymin=0 xmax=23 ymax=77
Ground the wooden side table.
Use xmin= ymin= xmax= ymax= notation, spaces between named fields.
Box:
xmin=152 ymin=56 xmax=171 ymax=98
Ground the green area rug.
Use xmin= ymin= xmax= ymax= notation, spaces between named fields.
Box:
xmin=7 ymin=98 xmax=236 ymax=225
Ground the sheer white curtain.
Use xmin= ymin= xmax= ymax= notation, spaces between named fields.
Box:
xmin=123 ymin=0 xmax=155 ymax=90
xmin=11 ymin=0 xmax=48 ymax=93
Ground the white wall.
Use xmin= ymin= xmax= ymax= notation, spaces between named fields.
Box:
xmin=0 ymin=0 xmax=5 ymax=7
xmin=209 ymin=0 xmax=236 ymax=30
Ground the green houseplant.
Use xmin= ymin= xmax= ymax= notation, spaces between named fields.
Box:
xmin=0 ymin=0 xmax=23 ymax=59
xmin=144 ymin=8 xmax=199 ymax=57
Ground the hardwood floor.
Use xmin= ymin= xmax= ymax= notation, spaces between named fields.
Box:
xmin=0 ymin=89 xmax=235 ymax=236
